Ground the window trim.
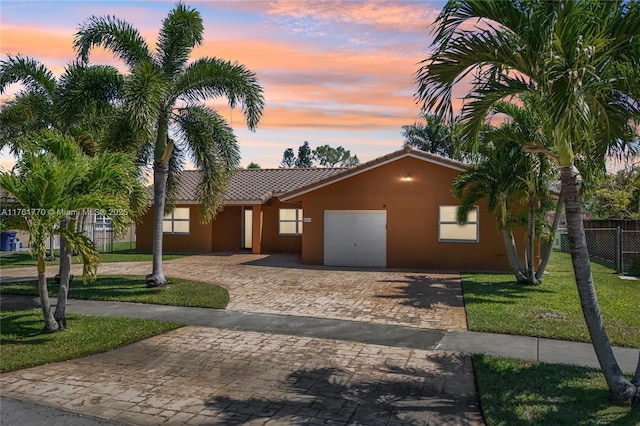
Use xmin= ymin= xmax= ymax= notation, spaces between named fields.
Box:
xmin=163 ymin=207 xmax=190 ymax=235
xmin=279 ymin=208 xmax=303 ymax=236
xmin=438 ymin=205 xmax=479 ymax=243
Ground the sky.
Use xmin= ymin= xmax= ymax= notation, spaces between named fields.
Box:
xmin=0 ymin=0 xmax=446 ymax=170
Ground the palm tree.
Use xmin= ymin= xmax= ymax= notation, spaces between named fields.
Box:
xmin=484 ymin=97 xmax=559 ymax=284
xmin=0 ymin=55 xmax=124 ymax=156
xmin=0 ymin=55 xmax=145 ymax=307
xmin=0 ymin=131 xmax=142 ymax=331
xmin=402 ymin=113 xmax=460 ymax=160
xmin=417 ymin=0 xmax=640 ymax=405
xmin=452 ymin=141 xmax=530 ymax=283
xmin=74 ymin=2 xmax=265 ymax=287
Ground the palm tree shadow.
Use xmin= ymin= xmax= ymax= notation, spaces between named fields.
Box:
xmin=205 ymin=352 xmax=478 ymax=425
xmin=375 ymin=275 xmax=464 ymax=310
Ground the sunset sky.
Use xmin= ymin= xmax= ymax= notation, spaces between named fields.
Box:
xmin=0 ymin=0 xmax=446 ymax=169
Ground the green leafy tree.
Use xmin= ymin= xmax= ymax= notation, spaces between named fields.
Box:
xmin=0 ymin=131 xmax=143 ymax=331
xmin=585 ymin=166 xmax=640 ymax=219
xmin=312 ymin=145 xmax=359 ymax=167
xmin=74 ymin=2 xmax=265 ymax=287
xmin=417 ymin=0 xmax=640 ymax=405
xmin=247 ymin=162 xmax=261 ymax=169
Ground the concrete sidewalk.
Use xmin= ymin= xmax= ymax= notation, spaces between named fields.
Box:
xmin=2 ymin=294 xmax=637 ymax=373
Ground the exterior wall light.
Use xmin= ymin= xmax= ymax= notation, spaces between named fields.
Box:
xmin=400 ymin=174 xmax=413 ymax=182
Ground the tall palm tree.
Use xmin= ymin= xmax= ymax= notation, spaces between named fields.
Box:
xmin=417 ymin=0 xmax=640 ymax=405
xmin=74 ymin=2 xmax=265 ymax=287
xmin=0 ymin=131 xmax=142 ymax=331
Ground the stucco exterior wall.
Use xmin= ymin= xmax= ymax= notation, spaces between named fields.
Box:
xmin=136 ymin=204 xmax=212 ymax=253
xmin=136 ymin=202 xmax=303 ymax=254
xmin=260 ymin=199 xmax=303 ymax=253
xmin=211 ymin=206 xmax=243 ymax=251
xmin=289 ymin=156 xmax=521 ymax=272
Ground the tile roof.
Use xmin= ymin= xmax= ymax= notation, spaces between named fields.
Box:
xmin=163 ymin=167 xmax=349 ymax=204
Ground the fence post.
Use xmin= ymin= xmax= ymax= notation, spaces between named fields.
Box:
xmin=616 ymin=226 xmax=622 ymax=274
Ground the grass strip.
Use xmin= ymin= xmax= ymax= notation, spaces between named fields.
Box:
xmin=1 ymin=310 xmax=182 ymax=372
xmin=473 ymin=355 xmax=640 ymax=425
xmin=0 ymin=250 xmax=185 ymax=269
xmin=462 ymin=251 xmax=640 ymax=348
xmin=0 ymin=275 xmax=229 ymax=309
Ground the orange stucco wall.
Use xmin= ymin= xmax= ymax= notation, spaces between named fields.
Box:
xmin=136 ymin=204 xmax=212 ymax=253
xmin=260 ymin=199 xmax=303 ymax=253
xmin=136 ymin=202 xmax=302 ymax=254
xmin=289 ymin=157 xmax=522 ymax=272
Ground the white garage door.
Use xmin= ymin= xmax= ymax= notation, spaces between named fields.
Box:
xmin=324 ymin=210 xmax=386 ymax=267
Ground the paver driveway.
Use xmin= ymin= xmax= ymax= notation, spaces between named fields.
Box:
xmin=2 ymin=253 xmax=467 ymax=331
xmin=0 ymin=253 xmax=481 ymax=425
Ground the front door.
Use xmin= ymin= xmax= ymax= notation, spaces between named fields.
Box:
xmin=242 ymin=208 xmax=253 ymax=249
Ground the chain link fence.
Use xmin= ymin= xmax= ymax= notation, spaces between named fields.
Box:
xmin=559 ymin=227 xmax=640 ymax=274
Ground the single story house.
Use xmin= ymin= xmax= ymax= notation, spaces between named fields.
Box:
xmin=136 ymin=147 xmax=525 ymax=271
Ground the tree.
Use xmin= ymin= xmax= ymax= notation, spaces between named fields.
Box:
xmin=482 ymin=96 xmax=560 ymax=284
xmin=312 ymin=145 xmax=359 ymax=167
xmin=0 ymin=131 xmax=141 ymax=331
xmin=0 ymin=54 xmax=141 ymax=306
xmin=281 ymin=142 xmax=360 ymax=168
xmin=74 ymin=2 xmax=265 ymax=287
xmin=280 ymin=148 xmax=296 ymax=168
xmin=0 ymin=55 xmax=124 ymax=156
xmin=453 ymin=141 xmax=531 ymax=283
xmin=417 ymin=0 xmax=640 ymax=405
xmin=402 ymin=113 xmax=459 ymax=160
xmin=247 ymin=162 xmax=261 ymax=169
xmin=295 ymin=141 xmax=313 ymax=168
xmin=585 ymin=166 xmax=640 ymax=219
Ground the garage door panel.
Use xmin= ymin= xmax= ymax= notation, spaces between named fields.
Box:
xmin=324 ymin=211 xmax=386 ymax=267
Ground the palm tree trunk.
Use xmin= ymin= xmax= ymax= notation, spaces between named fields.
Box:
xmin=560 ymin=165 xmax=635 ymax=404
xmin=502 ymin=225 xmax=527 ymax=283
xmin=526 ymin=191 xmax=539 ymax=284
xmin=632 ymin=354 xmax=640 ymax=408
xmin=38 ymin=253 xmax=59 ymax=332
xmin=146 ymin=160 xmax=169 ymax=287
xmin=535 ymin=190 xmax=564 ymax=282
xmin=55 ymin=217 xmax=74 ymax=329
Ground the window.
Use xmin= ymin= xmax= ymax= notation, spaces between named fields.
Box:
xmin=93 ymin=212 xmax=113 ymax=231
xmin=163 ymin=207 xmax=190 ymax=234
xmin=279 ymin=208 xmax=303 ymax=235
xmin=439 ymin=206 xmax=478 ymax=242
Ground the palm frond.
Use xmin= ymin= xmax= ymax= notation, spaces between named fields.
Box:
xmin=175 ymin=57 xmax=265 ymax=130
xmin=74 ymin=15 xmax=152 ymax=69
xmin=156 ymin=2 xmax=204 ymax=78
xmin=174 ymin=105 xmax=239 ymax=221
xmin=0 ymin=54 xmax=57 ymax=98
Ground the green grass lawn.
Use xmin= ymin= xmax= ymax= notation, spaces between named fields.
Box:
xmin=0 ymin=275 xmax=229 ymax=308
xmin=0 ymin=310 xmax=182 ymax=372
xmin=0 ymin=250 xmax=185 ymax=269
xmin=462 ymin=251 xmax=640 ymax=348
xmin=473 ymin=355 xmax=640 ymax=426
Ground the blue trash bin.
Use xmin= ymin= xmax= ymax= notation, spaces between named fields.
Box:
xmin=0 ymin=231 xmax=17 ymax=251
